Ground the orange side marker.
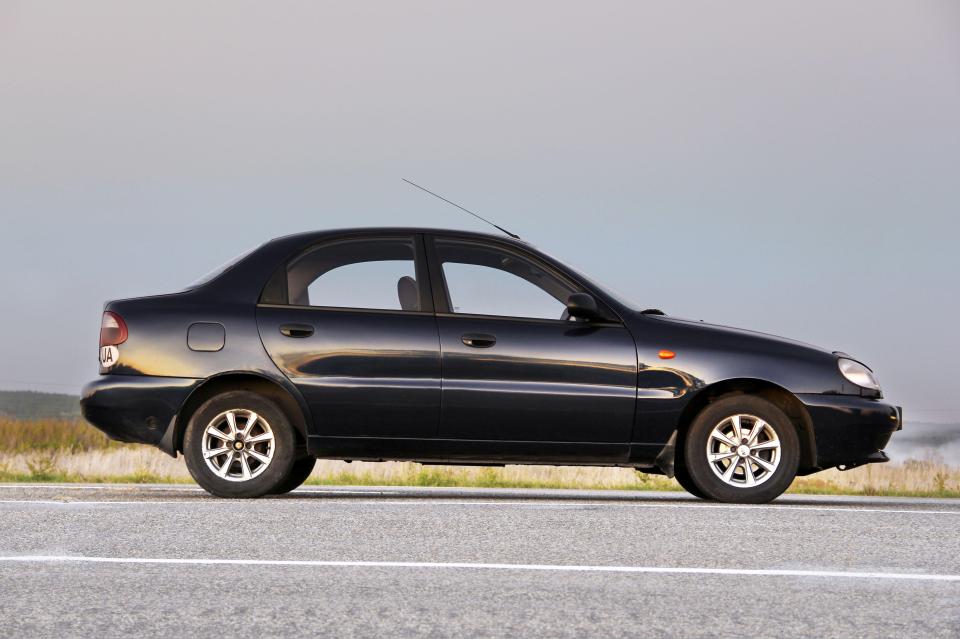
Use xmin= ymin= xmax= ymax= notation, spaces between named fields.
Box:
xmin=658 ymin=349 xmax=676 ymax=360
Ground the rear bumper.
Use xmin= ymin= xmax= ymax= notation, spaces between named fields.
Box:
xmin=797 ymin=394 xmax=902 ymax=469
xmin=81 ymin=375 xmax=201 ymax=456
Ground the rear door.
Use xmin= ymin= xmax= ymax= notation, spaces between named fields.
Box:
xmin=427 ymin=236 xmax=638 ymax=448
xmin=257 ymin=234 xmax=440 ymax=438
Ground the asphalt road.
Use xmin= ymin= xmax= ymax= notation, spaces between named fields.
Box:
xmin=1 ymin=484 xmax=959 ymax=638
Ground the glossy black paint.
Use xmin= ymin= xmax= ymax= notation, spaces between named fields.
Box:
xmin=257 ymin=305 xmax=441 ymax=439
xmin=81 ymin=227 xmax=901 ymax=473
xmin=81 ymin=375 xmax=200 ymax=449
xmin=435 ymin=315 xmax=637 ymax=446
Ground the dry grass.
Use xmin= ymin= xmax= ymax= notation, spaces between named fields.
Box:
xmin=1 ymin=418 xmax=957 ymax=497
xmin=0 ymin=417 xmax=125 ymax=453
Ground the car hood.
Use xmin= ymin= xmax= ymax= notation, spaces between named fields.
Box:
xmin=644 ymin=314 xmax=836 ymax=357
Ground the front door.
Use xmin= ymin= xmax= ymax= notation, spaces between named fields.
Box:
xmin=257 ymin=235 xmax=440 ymax=439
xmin=427 ymin=236 xmax=638 ymax=446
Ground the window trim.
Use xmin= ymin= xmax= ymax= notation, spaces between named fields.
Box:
xmin=256 ymin=302 xmax=435 ymax=318
xmin=424 ymin=235 xmax=620 ymax=324
xmin=259 ymin=233 xmax=434 ymax=314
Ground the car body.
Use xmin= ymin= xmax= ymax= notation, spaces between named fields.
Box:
xmin=81 ymin=227 xmax=902 ymax=501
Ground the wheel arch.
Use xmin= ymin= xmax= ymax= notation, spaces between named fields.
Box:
xmin=675 ymin=378 xmax=817 ymax=473
xmin=171 ymin=372 xmax=310 ymax=454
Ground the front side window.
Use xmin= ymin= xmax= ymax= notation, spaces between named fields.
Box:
xmin=435 ymin=240 xmax=577 ymax=320
xmin=285 ymin=238 xmax=422 ymax=311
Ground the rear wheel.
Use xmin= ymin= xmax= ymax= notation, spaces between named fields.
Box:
xmin=183 ymin=391 xmax=296 ymax=498
xmin=271 ymin=456 xmax=317 ymax=495
xmin=683 ymin=395 xmax=799 ymax=504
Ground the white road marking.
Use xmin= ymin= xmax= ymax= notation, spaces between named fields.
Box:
xmin=1 ymin=555 xmax=958 ymax=582
xmin=0 ymin=497 xmax=956 ymax=516
xmin=0 ymin=499 xmax=628 ymax=508
xmin=0 ymin=485 xmax=377 ymax=495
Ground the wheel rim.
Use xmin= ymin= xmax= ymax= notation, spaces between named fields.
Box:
xmin=201 ymin=409 xmax=275 ymax=482
xmin=705 ymin=414 xmax=781 ymax=488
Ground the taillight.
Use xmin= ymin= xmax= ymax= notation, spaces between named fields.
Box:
xmin=100 ymin=311 xmax=128 ymax=347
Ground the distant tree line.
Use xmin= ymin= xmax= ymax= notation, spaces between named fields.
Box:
xmin=0 ymin=391 xmax=81 ymax=420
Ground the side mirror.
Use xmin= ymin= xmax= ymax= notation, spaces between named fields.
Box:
xmin=566 ymin=293 xmax=606 ymax=322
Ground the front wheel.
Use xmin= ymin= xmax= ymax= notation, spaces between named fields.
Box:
xmin=271 ymin=456 xmax=317 ymax=495
xmin=683 ymin=395 xmax=800 ymax=504
xmin=673 ymin=459 xmax=709 ymax=499
xmin=183 ymin=391 xmax=296 ymax=498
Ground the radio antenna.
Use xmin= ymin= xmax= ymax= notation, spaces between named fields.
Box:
xmin=402 ymin=178 xmax=520 ymax=239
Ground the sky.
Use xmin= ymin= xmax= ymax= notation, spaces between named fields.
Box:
xmin=0 ymin=1 xmax=958 ymax=428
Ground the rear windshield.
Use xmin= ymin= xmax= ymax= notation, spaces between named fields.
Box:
xmin=186 ymin=244 xmax=261 ymax=289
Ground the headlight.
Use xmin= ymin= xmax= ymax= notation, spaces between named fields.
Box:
xmin=838 ymin=358 xmax=881 ymax=391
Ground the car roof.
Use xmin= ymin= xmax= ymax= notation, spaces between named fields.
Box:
xmin=267 ymin=227 xmax=531 ymax=248
xmin=191 ymin=227 xmax=535 ymax=302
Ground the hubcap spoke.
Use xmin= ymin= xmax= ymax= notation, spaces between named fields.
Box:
xmin=204 ymin=447 xmax=229 ymax=459
xmin=729 ymin=415 xmax=743 ymax=442
xmin=711 ymin=431 xmax=738 ymax=448
xmin=239 ymin=453 xmax=252 ymax=480
xmin=225 ymin=411 xmax=238 ymax=437
xmin=206 ymin=427 xmax=232 ymax=442
xmin=241 ymin=412 xmax=259 ymax=437
xmin=749 ymin=419 xmax=767 ymax=445
xmin=722 ymin=458 xmax=740 ymax=482
xmin=246 ymin=449 xmax=270 ymax=465
xmin=743 ymin=460 xmax=756 ymax=487
xmin=246 ymin=432 xmax=274 ymax=444
xmin=751 ymin=440 xmax=779 ymax=451
xmin=708 ymin=451 xmax=737 ymax=463
xmin=217 ymin=451 xmax=234 ymax=477
xmin=750 ymin=455 xmax=777 ymax=472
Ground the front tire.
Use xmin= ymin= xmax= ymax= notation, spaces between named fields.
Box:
xmin=183 ymin=391 xmax=296 ymax=498
xmin=673 ymin=459 xmax=709 ymax=499
xmin=271 ymin=456 xmax=317 ymax=495
xmin=683 ymin=395 xmax=799 ymax=504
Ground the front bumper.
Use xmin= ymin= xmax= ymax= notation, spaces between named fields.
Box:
xmin=797 ymin=394 xmax=902 ymax=469
xmin=81 ymin=375 xmax=201 ymax=456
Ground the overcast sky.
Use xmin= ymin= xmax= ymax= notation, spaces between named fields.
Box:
xmin=0 ymin=1 xmax=957 ymax=425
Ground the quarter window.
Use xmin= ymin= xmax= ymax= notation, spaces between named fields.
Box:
xmin=284 ymin=238 xmax=422 ymax=311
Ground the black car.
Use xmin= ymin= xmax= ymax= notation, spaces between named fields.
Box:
xmin=81 ymin=227 xmax=901 ymax=502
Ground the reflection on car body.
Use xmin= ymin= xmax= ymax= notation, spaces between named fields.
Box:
xmin=82 ymin=227 xmax=901 ymax=502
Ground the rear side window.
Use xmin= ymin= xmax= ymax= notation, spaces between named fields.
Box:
xmin=278 ymin=238 xmax=423 ymax=312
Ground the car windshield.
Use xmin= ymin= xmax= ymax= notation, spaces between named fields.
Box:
xmin=186 ymin=244 xmax=261 ymax=289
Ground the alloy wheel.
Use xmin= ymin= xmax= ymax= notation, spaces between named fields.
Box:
xmin=705 ymin=414 xmax=781 ymax=488
xmin=201 ymin=409 xmax=275 ymax=482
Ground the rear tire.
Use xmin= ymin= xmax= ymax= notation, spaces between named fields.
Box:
xmin=683 ymin=395 xmax=799 ymax=504
xmin=183 ymin=391 xmax=296 ymax=498
xmin=270 ymin=456 xmax=317 ymax=495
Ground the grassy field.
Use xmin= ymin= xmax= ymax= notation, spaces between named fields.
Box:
xmin=2 ymin=417 xmax=958 ymax=498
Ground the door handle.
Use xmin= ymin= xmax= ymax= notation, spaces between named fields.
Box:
xmin=462 ymin=333 xmax=496 ymax=348
xmin=280 ymin=324 xmax=314 ymax=338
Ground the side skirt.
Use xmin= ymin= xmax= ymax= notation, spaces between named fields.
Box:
xmin=307 ymin=436 xmax=657 ymax=467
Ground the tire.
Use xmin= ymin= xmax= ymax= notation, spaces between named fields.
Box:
xmin=683 ymin=395 xmax=800 ymax=504
xmin=183 ymin=391 xmax=296 ymax=498
xmin=270 ymin=456 xmax=317 ymax=495
xmin=673 ymin=459 xmax=709 ymax=499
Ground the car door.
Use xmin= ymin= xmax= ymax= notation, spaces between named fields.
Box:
xmin=426 ymin=235 xmax=638 ymax=447
xmin=257 ymin=234 xmax=440 ymax=439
